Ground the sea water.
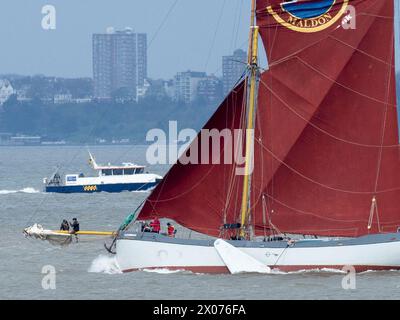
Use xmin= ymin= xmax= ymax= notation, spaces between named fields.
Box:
xmin=0 ymin=145 xmax=399 ymax=300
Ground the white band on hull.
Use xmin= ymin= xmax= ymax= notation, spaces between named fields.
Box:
xmin=116 ymin=234 xmax=400 ymax=273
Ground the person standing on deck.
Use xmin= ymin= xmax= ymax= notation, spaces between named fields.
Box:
xmin=167 ymin=223 xmax=176 ymax=237
xmin=69 ymin=218 xmax=80 ymax=242
xmin=150 ymin=217 xmax=160 ymax=234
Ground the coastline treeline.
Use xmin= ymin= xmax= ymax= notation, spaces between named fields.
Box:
xmin=0 ymin=97 xmax=218 ymax=144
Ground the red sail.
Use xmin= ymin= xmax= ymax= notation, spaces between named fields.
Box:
xmin=252 ymin=0 xmax=400 ymax=236
xmin=138 ymin=0 xmax=400 ymax=237
xmin=138 ymin=82 xmax=246 ymax=236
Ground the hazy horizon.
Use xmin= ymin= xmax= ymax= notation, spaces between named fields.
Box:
xmin=0 ymin=0 xmax=254 ymax=80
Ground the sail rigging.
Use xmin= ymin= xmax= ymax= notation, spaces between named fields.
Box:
xmin=137 ymin=0 xmax=400 ymax=238
xmin=137 ymin=82 xmax=247 ymax=236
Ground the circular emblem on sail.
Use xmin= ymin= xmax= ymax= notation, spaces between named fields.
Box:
xmin=267 ymin=0 xmax=349 ymax=33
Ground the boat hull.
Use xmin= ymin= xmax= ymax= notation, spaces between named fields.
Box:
xmin=116 ymin=232 xmax=400 ymax=273
xmin=45 ymin=181 xmax=159 ymax=193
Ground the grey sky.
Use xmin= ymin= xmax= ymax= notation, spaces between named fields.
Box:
xmin=1 ymin=1 xmax=399 ymax=80
xmin=0 ymin=0 xmax=252 ymax=79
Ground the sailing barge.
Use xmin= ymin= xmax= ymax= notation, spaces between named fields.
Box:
xmin=111 ymin=0 xmax=400 ymax=273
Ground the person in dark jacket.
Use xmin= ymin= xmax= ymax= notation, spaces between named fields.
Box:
xmin=141 ymin=222 xmax=151 ymax=233
xmin=60 ymin=219 xmax=70 ymax=231
xmin=70 ymin=218 xmax=80 ymax=232
xmin=69 ymin=218 xmax=80 ymax=242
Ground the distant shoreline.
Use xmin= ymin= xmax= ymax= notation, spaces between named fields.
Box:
xmin=0 ymin=143 xmax=147 ymax=147
xmin=0 ymin=143 xmax=186 ymax=147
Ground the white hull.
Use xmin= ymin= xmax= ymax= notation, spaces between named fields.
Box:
xmin=116 ymin=233 xmax=400 ymax=273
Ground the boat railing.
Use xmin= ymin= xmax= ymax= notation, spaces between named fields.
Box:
xmin=128 ymin=221 xmax=313 ymax=242
xmin=127 ymin=222 xmax=215 ymax=241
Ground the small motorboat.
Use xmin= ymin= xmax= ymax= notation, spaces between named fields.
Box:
xmin=43 ymin=152 xmax=162 ymax=193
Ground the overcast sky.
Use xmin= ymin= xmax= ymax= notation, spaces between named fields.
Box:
xmin=0 ymin=0 xmax=253 ymax=79
xmin=1 ymin=1 xmax=399 ymax=80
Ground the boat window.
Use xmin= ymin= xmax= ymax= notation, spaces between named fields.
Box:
xmin=124 ymin=169 xmax=135 ymax=175
xmin=137 ymin=168 xmax=144 ymax=174
xmin=102 ymin=169 xmax=112 ymax=176
xmin=113 ymin=169 xmax=123 ymax=176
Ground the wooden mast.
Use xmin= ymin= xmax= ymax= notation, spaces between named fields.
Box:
xmin=240 ymin=0 xmax=259 ymax=239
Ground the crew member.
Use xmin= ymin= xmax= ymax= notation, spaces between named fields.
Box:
xmin=70 ymin=218 xmax=80 ymax=242
xmin=60 ymin=219 xmax=69 ymax=231
xmin=167 ymin=222 xmax=176 ymax=237
xmin=141 ymin=222 xmax=151 ymax=233
xmin=150 ymin=217 xmax=161 ymax=234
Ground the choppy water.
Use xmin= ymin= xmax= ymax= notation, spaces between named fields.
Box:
xmin=1 ymin=146 xmax=400 ymax=300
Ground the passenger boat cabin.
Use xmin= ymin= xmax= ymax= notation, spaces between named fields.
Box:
xmin=98 ymin=164 xmax=145 ymax=177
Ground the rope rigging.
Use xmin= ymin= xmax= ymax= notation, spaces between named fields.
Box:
xmin=148 ymin=0 xmax=180 ymax=50
xmin=369 ymin=22 xmax=396 ymax=232
xmin=204 ymin=0 xmax=228 ymax=72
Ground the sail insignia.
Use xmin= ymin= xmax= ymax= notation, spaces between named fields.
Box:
xmin=266 ymin=0 xmax=349 ymax=33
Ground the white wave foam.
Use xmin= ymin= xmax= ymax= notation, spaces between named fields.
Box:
xmin=88 ymin=255 xmax=122 ymax=274
xmin=359 ymin=269 xmax=400 ymax=275
xmin=20 ymin=187 xmax=40 ymax=194
xmin=0 ymin=187 xmax=40 ymax=195
xmin=142 ymin=268 xmax=187 ymax=274
xmin=271 ymin=267 xmax=347 ymax=275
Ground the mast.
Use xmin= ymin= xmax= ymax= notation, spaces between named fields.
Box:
xmin=239 ymin=0 xmax=259 ymax=239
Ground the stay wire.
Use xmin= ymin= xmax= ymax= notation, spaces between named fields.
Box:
xmin=204 ymin=0 xmax=227 ymax=72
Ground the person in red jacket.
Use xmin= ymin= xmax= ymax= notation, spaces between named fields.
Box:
xmin=167 ymin=222 xmax=176 ymax=237
xmin=150 ymin=217 xmax=161 ymax=233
